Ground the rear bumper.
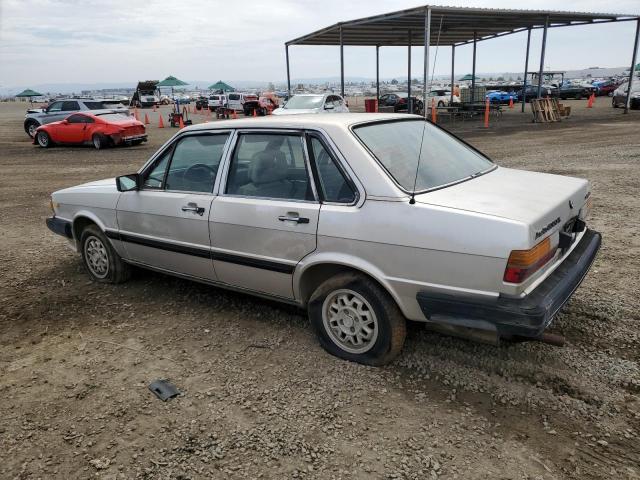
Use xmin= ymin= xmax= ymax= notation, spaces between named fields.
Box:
xmin=46 ymin=216 xmax=73 ymax=239
xmin=416 ymin=229 xmax=602 ymax=339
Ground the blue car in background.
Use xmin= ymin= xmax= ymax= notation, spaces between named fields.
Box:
xmin=485 ymin=90 xmax=517 ymax=104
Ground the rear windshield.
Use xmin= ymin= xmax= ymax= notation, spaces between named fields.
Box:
xmin=353 ymin=119 xmax=494 ymax=192
xmin=96 ymin=113 xmax=131 ymax=122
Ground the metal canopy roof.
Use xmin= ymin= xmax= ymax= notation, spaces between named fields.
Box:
xmin=286 ymin=5 xmax=639 ymax=47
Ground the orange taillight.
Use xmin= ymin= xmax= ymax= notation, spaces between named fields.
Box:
xmin=504 ymin=237 xmax=556 ymax=284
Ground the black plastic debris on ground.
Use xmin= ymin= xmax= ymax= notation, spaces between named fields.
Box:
xmin=148 ymin=379 xmax=180 ymax=401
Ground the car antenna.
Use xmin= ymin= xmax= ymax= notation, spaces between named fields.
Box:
xmin=409 ymin=117 xmax=428 ymax=205
xmin=410 ymin=14 xmax=441 ymax=205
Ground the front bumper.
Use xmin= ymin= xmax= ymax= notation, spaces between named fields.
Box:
xmin=416 ymin=229 xmax=602 ymax=339
xmin=46 ymin=216 xmax=73 ymax=239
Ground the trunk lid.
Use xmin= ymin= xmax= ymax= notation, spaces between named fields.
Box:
xmin=415 ymin=167 xmax=589 ymax=246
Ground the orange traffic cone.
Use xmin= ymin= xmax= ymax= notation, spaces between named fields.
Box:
xmin=232 ymin=110 xmax=237 ymax=119
xmin=158 ymin=115 xmax=165 ymax=128
xmin=587 ymin=93 xmax=595 ymax=108
xmin=484 ymin=98 xmax=490 ymax=128
xmin=431 ymin=98 xmax=437 ymax=123
xmin=508 ymin=96 xmax=514 ymax=109
xmin=179 ymin=115 xmax=185 ymax=129
xmin=144 ymin=113 xmax=150 ymax=125
xmin=253 ymin=108 xmax=257 ymax=117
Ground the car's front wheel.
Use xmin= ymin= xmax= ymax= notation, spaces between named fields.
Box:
xmin=308 ymin=272 xmax=406 ymax=366
xmin=25 ymin=120 xmax=40 ymax=138
xmin=80 ymin=225 xmax=131 ymax=283
xmin=36 ymin=131 xmax=52 ymax=148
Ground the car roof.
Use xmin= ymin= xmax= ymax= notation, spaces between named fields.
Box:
xmin=182 ymin=113 xmax=417 ymax=132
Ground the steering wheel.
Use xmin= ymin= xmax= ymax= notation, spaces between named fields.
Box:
xmin=183 ymin=163 xmax=216 ymax=183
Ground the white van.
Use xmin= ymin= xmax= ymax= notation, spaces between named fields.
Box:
xmin=227 ymin=93 xmax=259 ymax=114
xmin=208 ymin=94 xmax=227 ymax=111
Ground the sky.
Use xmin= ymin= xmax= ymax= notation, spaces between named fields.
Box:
xmin=0 ymin=0 xmax=639 ymax=89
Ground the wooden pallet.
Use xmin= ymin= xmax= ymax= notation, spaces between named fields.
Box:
xmin=531 ymin=98 xmax=562 ymax=123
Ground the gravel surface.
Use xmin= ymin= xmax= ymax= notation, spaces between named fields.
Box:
xmin=1 ymin=100 xmax=639 ymax=479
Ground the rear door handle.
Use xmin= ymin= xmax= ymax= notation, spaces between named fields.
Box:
xmin=278 ymin=213 xmax=309 ymax=224
xmin=181 ymin=202 xmax=205 ymax=216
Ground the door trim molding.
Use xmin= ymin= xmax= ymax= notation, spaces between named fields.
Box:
xmin=105 ymin=229 xmax=295 ymax=274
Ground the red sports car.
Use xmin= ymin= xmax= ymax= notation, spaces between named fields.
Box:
xmin=34 ymin=111 xmax=147 ymax=149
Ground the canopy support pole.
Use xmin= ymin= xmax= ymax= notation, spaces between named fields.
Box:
xmin=624 ymin=18 xmax=640 ymax=114
xmin=522 ymin=27 xmax=531 ymax=112
xmin=285 ymin=45 xmax=291 ymax=98
xmin=450 ymin=45 xmax=455 ymax=106
xmin=537 ymin=16 xmax=549 ymax=99
xmin=408 ymin=29 xmax=412 ymax=113
xmin=471 ymin=32 xmax=477 ymax=102
xmin=340 ymin=26 xmax=345 ymax=98
xmin=376 ymin=45 xmax=380 ymax=104
xmin=423 ymin=8 xmax=431 ymax=118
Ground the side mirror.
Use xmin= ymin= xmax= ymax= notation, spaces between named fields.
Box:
xmin=62 ymin=119 xmax=69 ymax=124
xmin=116 ymin=173 xmax=141 ymax=192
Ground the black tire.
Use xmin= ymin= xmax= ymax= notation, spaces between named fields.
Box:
xmin=308 ymin=272 xmax=406 ymax=366
xmin=36 ymin=131 xmax=52 ymax=148
xmin=437 ymin=101 xmax=445 ymax=107
xmin=25 ymin=120 xmax=40 ymax=138
xmin=612 ymin=98 xmax=618 ymax=108
xmin=92 ymin=134 xmax=107 ymax=150
xmin=80 ymin=225 xmax=131 ymax=284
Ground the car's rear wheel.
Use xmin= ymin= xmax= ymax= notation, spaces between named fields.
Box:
xmin=26 ymin=120 xmax=40 ymax=138
xmin=92 ymin=134 xmax=107 ymax=150
xmin=437 ymin=101 xmax=445 ymax=107
xmin=80 ymin=225 xmax=131 ymax=284
xmin=36 ymin=131 xmax=52 ymax=148
xmin=308 ymin=272 xmax=406 ymax=366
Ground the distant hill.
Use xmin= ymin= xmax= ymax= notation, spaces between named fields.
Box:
xmin=1 ymin=67 xmax=632 ymax=96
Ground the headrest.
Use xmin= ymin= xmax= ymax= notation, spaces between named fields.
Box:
xmin=249 ymin=151 xmax=287 ymax=185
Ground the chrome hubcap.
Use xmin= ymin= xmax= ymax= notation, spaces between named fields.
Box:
xmin=84 ymin=236 xmax=109 ymax=278
xmin=29 ymin=124 xmax=37 ymax=137
xmin=38 ymin=133 xmax=48 ymax=146
xmin=322 ymin=289 xmax=378 ymax=354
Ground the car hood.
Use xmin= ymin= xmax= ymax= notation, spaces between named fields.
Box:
xmin=272 ymin=108 xmax=320 ymax=115
xmin=415 ymin=166 xmax=589 ymax=244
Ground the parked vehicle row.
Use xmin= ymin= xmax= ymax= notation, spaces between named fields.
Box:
xmin=34 ymin=111 xmax=146 ymax=149
xmin=272 ymin=93 xmax=349 ymax=115
xmin=46 ymin=113 xmax=600 ymax=365
xmin=24 ymin=98 xmax=129 ymax=138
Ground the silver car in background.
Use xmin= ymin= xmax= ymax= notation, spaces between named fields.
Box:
xmin=46 ymin=114 xmax=600 ymax=365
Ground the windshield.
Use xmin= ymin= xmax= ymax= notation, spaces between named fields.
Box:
xmin=96 ymin=113 xmax=131 ymax=122
xmin=284 ymin=95 xmax=324 ymax=109
xmin=353 ymin=119 xmax=494 ymax=192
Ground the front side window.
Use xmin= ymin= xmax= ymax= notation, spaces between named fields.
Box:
xmin=226 ymin=133 xmax=313 ymax=201
xmin=353 ymin=119 xmax=494 ymax=192
xmin=164 ymin=134 xmax=229 ymax=192
xmin=309 ymin=136 xmax=355 ymax=203
xmin=47 ymin=102 xmax=63 ymax=112
xmin=143 ymin=149 xmax=171 ymax=189
xmin=66 ymin=114 xmax=85 ymax=124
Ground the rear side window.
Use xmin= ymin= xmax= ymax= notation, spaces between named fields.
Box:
xmin=228 ymin=94 xmax=240 ymax=100
xmin=62 ymin=101 xmax=79 ymax=111
xmin=226 ymin=134 xmax=313 ymax=201
xmin=83 ymin=101 xmax=104 ymax=109
xmin=309 ymin=137 xmax=355 ymax=203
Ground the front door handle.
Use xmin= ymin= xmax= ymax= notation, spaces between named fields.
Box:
xmin=181 ymin=202 xmax=205 ymax=216
xmin=278 ymin=213 xmax=309 ymax=224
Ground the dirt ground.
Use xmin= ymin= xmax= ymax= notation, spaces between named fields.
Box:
xmin=1 ymin=99 xmax=639 ymax=480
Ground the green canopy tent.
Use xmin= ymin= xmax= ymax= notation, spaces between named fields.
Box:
xmin=208 ymin=81 xmax=235 ymax=92
xmin=458 ymin=74 xmax=475 ymax=81
xmin=15 ymin=88 xmax=44 ymax=105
